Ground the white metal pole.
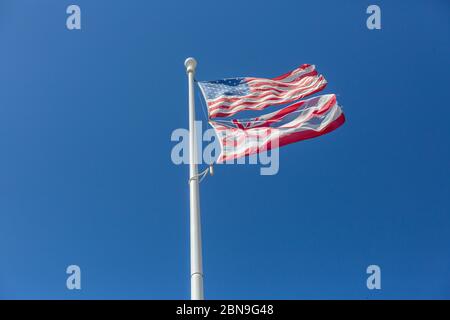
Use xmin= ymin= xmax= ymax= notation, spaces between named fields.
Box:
xmin=185 ymin=57 xmax=204 ymax=300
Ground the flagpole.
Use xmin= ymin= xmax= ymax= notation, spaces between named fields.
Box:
xmin=185 ymin=57 xmax=204 ymax=300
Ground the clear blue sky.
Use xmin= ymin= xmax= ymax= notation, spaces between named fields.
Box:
xmin=0 ymin=0 xmax=449 ymax=299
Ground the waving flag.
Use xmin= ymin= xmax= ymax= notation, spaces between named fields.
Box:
xmin=198 ymin=64 xmax=327 ymax=119
xmin=197 ymin=64 xmax=345 ymax=162
xmin=211 ymin=94 xmax=345 ymax=162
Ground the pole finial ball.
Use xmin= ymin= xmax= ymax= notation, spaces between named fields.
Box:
xmin=185 ymin=57 xmax=197 ymax=73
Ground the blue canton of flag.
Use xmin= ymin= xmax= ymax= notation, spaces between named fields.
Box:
xmin=198 ymin=78 xmax=250 ymax=100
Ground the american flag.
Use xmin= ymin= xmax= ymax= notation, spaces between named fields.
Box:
xmin=210 ymin=94 xmax=345 ymax=163
xmin=197 ymin=64 xmax=345 ymax=163
xmin=198 ymin=64 xmax=327 ymax=119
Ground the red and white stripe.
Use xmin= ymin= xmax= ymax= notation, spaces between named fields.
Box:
xmin=210 ymin=94 xmax=345 ymax=163
xmin=207 ymin=64 xmax=328 ymax=118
